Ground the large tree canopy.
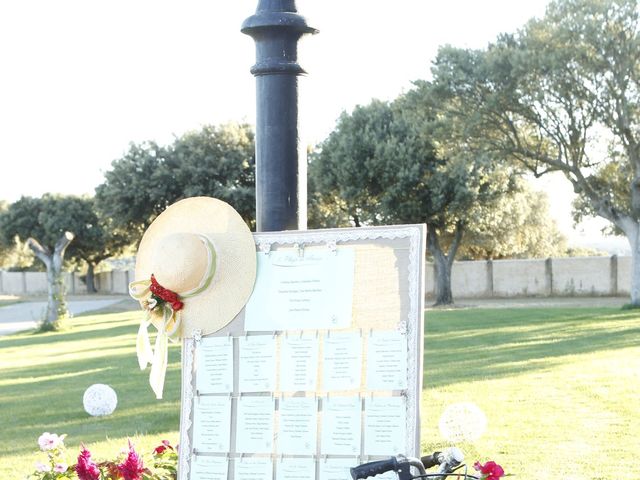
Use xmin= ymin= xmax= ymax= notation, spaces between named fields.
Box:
xmin=429 ymin=0 xmax=640 ymax=304
xmin=95 ymin=123 xmax=256 ymax=244
xmin=309 ymin=98 xmax=518 ymax=304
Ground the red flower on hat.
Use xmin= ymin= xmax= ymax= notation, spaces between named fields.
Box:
xmin=149 ymin=275 xmax=184 ymax=311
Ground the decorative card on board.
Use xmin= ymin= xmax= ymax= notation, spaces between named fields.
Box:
xmin=179 ymin=225 xmax=426 ymax=480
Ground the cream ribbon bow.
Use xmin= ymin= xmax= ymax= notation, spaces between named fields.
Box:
xmin=129 ymin=235 xmax=216 ymax=399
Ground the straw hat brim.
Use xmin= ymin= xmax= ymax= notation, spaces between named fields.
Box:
xmin=134 ymin=197 xmax=256 ymax=338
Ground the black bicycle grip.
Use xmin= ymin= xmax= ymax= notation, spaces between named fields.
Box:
xmin=420 ymin=452 xmax=442 ymax=469
xmin=350 ymin=458 xmax=399 ymax=480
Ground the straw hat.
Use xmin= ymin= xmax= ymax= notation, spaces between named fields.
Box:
xmin=133 ymin=196 xmax=257 ymax=338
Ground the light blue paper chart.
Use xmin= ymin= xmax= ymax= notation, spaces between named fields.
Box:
xmin=192 ymin=396 xmax=232 ymax=453
xmin=320 ymin=396 xmax=362 ymax=455
xmin=322 ymin=331 xmax=363 ymax=391
xmin=363 ymin=396 xmax=407 ymax=456
xmin=277 ymin=397 xmax=318 ymax=454
xmin=318 ymin=458 xmax=358 ymax=480
xmin=279 ymin=335 xmax=319 ymax=392
xmin=196 ymin=336 xmax=234 ymax=393
xmin=275 ymin=458 xmax=316 ymax=480
xmin=235 ymin=396 xmax=275 ymax=454
xmin=190 ymin=456 xmax=228 ymax=480
xmin=234 ymin=458 xmax=273 ymax=480
xmin=245 ymin=248 xmax=355 ymax=331
xmin=366 ymin=331 xmax=408 ymax=391
xmin=238 ymin=335 xmax=277 ymax=392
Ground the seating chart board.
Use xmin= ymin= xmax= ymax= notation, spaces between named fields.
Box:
xmin=179 ymin=225 xmax=426 ymax=480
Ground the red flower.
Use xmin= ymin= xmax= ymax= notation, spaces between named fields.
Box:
xmin=150 ymin=275 xmax=184 ymax=311
xmin=153 ymin=440 xmax=174 ymax=455
xmin=474 ymin=460 xmax=505 ymax=480
xmin=118 ymin=441 xmax=146 ymax=480
xmin=76 ymin=445 xmax=100 ymax=480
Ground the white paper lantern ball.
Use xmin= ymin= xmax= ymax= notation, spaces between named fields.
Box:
xmin=438 ymin=402 xmax=487 ymax=442
xmin=83 ymin=384 xmax=118 ymax=416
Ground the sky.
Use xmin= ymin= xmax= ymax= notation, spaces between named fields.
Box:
xmin=0 ymin=0 xmax=628 ymax=253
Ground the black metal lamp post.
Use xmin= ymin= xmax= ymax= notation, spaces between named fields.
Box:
xmin=242 ymin=0 xmax=317 ymax=232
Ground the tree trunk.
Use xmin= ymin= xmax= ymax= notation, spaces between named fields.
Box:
xmin=86 ymin=262 xmax=97 ymax=294
xmin=427 ymin=222 xmax=464 ymax=306
xmin=432 ymin=248 xmax=453 ymax=305
xmin=627 ymin=223 xmax=640 ymax=306
xmin=26 ymin=232 xmax=74 ymax=328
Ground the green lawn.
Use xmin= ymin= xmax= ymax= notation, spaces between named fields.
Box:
xmin=422 ymin=307 xmax=640 ymax=479
xmin=0 ymin=305 xmax=182 ymax=478
xmin=1 ymin=305 xmax=638 ymax=479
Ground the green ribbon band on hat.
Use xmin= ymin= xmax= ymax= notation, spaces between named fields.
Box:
xmin=128 ymin=234 xmax=217 ymax=399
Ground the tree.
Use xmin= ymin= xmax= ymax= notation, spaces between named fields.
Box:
xmin=0 ymin=194 xmax=128 ymax=325
xmin=96 ymin=123 xmax=256 ymax=243
xmin=457 ymin=180 xmax=567 ymax=260
xmin=428 ymin=0 xmax=640 ymax=304
xmin=63 ymin=197 xmax=130 ymax=293
xmin=309 ymin=99 xmax=517 ymax=305
xmin=0 ymin=196 xmax=75 ymax=327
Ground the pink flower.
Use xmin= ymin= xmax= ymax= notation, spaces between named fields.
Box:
xmin=118 ymin=441 xmax=146 ymax=480
xmin=76 ymin=446 xmax=101 ymax=480
xmin=34 ymin=461 xmax=50 ymax=472
xmin=54 ymin=463 xmax=68 ymax=473
xmin=474 ymin=460 xmax=505 ymax=480
xmin=38 ymin=432 xmax=66 ymax=451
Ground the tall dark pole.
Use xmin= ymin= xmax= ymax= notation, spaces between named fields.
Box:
xmin=242 ymin=0 xmax=317 ymax=232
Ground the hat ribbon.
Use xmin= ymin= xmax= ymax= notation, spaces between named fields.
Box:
xmin=128 ymin=234 xmax=216 ymax=399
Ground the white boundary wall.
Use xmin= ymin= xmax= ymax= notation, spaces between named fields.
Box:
xmin=0 ymin=270 xmax=134 ymax=296
xmin=0 ymin=258 xmax=632 ymax=298
xmin=425 ymin=255 xmax=629 ymax=298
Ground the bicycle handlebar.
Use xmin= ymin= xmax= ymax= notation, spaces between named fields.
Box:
xmin=350 ymin=457 xmax=400 ymax=480
xmin=351 ymin=448 xmax=465 ymax=480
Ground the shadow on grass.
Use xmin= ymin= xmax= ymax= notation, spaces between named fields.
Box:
xmin=0 ymin=346 xmax=183 ymax=456
xmin=0 ymin=306 xmax=185 ymax=456
xmin=424 ymin=307 xmax=640 ymax=388
xmin=0 ymin=312 xmax=139 ymax=349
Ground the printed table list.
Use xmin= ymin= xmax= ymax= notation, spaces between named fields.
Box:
xmin=192 ymin=396 xmax=232 ymax=453
xmin=280 ymin=335 xmax=319 ymax=392
xmin=322 ymin=332 xmax=362 ymax=391
xmin=320 ymin=396 xmax=362 ymax=455
xmin=277 ymin=397 xmax=318 ymax=454
xmin=235 ymin=396 xmax=275 ymax=454
xmin=238 ymin=335 xmax=277 ymax=392
xmin=363 ymin=396 xmax=407 ymax=456
xmin=196 ymin=336 xmax=234 ymax=393
xmin=190 ymin=456 xmax=228 ymax=480
xmin=366 ymin=331 xmax=408 ymax=391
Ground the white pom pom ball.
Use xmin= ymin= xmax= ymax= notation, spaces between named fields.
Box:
xmin=83 ymin=384 xmax=118 ymax=416
xmin=438 ymin=402 xmax=487 ymax=442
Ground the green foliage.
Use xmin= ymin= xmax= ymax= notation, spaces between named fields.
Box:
xmin=95 ymin=123 xmax=256 ymax=244
xmin=309 ymin=98 xmax=515 ymax=232
xmin=458 ymin=180 xmax=568 ymax=260
xmin=0 ymin=194 xmax=126 ymax=272
xmin=309 ymin=96 xmax=522 ymax=304
xmin=428 ymin=0 xmax=640 ymax=233
xmin=0 ymin=236 xmax=36 ymax=271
